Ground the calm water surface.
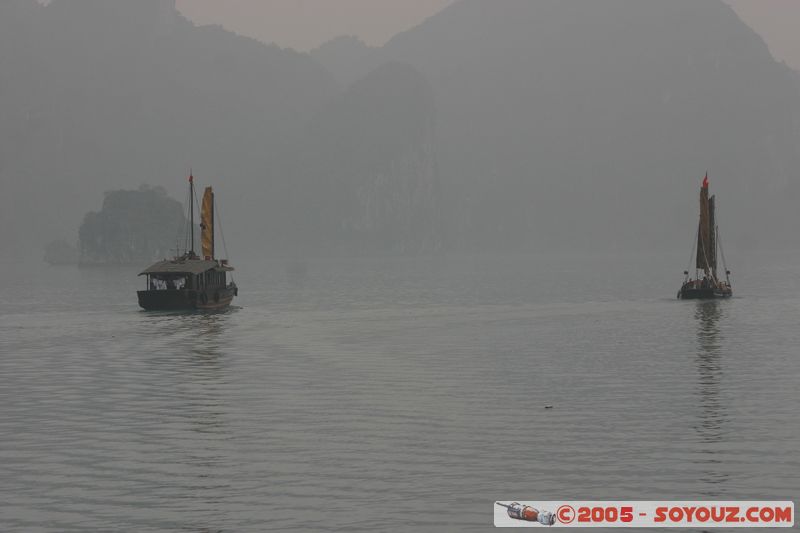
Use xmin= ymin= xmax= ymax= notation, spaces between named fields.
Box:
xmin=1 ymin=251 xmax=798 ymax=532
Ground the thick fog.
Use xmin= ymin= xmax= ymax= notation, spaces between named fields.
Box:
xmin=2 ymin=0 xmax=800 ymax=263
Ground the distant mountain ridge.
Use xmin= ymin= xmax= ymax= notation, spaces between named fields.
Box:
xmin=284 ymin=62 xmax=441 ymax=252
xmin=314 ymin=0 xmax=800 ymax=249
xmin=2 ymin=0 xmax=800 ymax=257
xmin=1 ymin=0 xmax=446 ymax=255
xmin=0 ymin=0 xmax=339 ymax=254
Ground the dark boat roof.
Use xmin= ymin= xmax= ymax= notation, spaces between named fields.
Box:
xmin=139 ymin=259 xmax=234 ymax=276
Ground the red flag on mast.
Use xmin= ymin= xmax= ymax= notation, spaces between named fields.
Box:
xmin=702 ymin=172 xmax=708 ymax=188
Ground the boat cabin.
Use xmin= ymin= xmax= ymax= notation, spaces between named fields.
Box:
xmin=140 ymin=258 xmax=232 ymax=290
xmin=137 ymin=256 xmax=236 ymax=310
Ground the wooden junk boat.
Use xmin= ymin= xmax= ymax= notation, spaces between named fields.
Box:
xmin=678 ymin=173 xmax=732 ymax=300
xmin=137 ymin=173 xmax=238 ymax=310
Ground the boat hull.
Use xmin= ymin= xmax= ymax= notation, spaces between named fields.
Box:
xmin=137 ymin=287 xmax=236 ymax=311
xmin=677 ymin=286 xmax=732 ymax=300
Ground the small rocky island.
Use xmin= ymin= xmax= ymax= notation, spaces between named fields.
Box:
xmin=78 ymin=185 xmax=189 ymax=265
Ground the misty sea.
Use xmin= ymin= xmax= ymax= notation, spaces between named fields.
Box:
xmin=0 ymin=250 xmax=798 ymax=532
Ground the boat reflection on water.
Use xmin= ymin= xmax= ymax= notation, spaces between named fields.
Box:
xmin=695 ymin=300 xmax=723 ymax=366
xmin=692 ymin=299 xmax=731 ymax=490
xmin=185 ymin=313 xmax=229 ymax=440
xmin=135 ymin=307 xmax=234 ymax=524
xmin=138 ymin=308 xmax=235 ymax=428
xmin=139 ymin=307 xmax=235 ymax=366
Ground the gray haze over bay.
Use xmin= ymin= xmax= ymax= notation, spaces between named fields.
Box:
xmin=2 ymin=0 xmax=800 ymax=258
xmin=2 ymin=2 xmax=800 ymax=532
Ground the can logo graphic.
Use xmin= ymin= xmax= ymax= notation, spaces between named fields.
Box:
xmin=494 ymin=501 xmax=794 ymax=527
xmin=496 ymin=502 xmax=556 ymax=526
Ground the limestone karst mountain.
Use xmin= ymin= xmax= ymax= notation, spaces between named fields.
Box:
xmin=315 ymin=0 xmax=800 ymax=249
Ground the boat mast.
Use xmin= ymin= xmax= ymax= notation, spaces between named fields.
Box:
xmin=189 ymin=171 xmax=195 ymax=255
xmin=708 ymin=194 xmax=717 ymax=281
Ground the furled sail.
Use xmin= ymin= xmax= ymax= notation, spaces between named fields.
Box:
xmin=200 ymin=186 xmax=214 ymax=259
xmin=708 ymin=195 xmax=717 ymax=275
xmin=695 ymin=179 xmax=711 ymax=273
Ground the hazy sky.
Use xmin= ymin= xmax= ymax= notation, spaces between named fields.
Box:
xmin=174 ymin=0 xmax=800 ymax=69
xmin=725 ymin=0 xmax=800 ymax=69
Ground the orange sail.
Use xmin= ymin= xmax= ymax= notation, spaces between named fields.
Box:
xmin=200 ymin=186 xmax=214 ymax=259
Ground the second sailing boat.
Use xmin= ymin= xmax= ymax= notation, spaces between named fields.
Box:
xmin=678 ymin=173 xmax=732 ymax=299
